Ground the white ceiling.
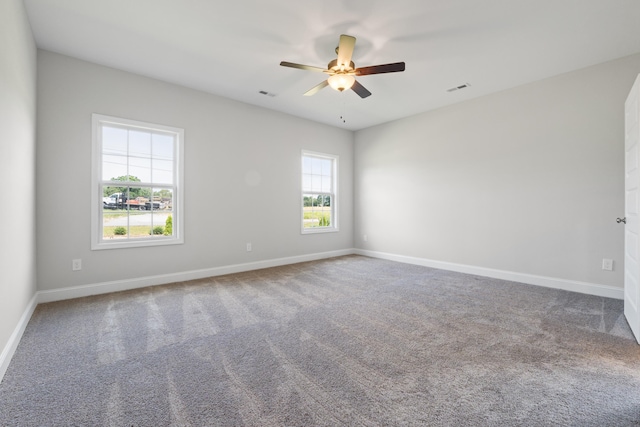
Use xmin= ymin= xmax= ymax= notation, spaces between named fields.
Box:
xmin=24 ymin=0 xmax=640 ymax=131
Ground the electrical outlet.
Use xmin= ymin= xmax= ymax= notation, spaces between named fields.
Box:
xmin=602 ymin=258 xmax=613 ymax=271
xmin=363 ymin=234 xmax=368 ymax=242
xmin=72 ymin=259 xmax=82 ymax=271
xmin=246 ymin=243 xmax=252 ymax=252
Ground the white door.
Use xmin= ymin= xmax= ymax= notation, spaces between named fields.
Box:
xmin=624 ymin=74 xmax=640 ymax=344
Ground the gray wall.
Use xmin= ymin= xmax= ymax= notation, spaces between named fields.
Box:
xmin=0 ymin=0 xmax=37 ymax=357
xmin=36 ymin=51 xmax=354 ymax=291
xmin=355 ymin=53 xmax=640 ymax=289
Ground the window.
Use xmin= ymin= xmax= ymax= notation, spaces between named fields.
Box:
xmin=302 ymin=150 xmax=338 ymax=233
xmin=92 ymin=114 xmax=184 ymax=249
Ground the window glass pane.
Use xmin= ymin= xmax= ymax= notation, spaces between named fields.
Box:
xmin=321 ymin=159 xmax=332 ymax=177
xmin=152 ymin=159 xmax=173 ymax=184
xmin=149 ymin=187 xmax=172 ymax=236
xmin=125 ymin=186 xmax=151 ymax=211
xmin=150 ymin=211 xmax=172 ymax=237
xmin=103 ymin=186 xmax=126 ymax=208
xmin=311 ymin=157 xmax=323 ymax=175
xmin=129 ymin=130 xmax=151 ymax=157
xmin=102 ymin=154 xmax=127 ymax=181
xmin=144 ymin=188 xmax=162 ymax=211
xmin=122 ymin=187 xmax=152 ymax=237
xmin=152 ymin=134 xmax=174 ymax=184
xmin=133 ymin=209 xmax=153 ymax=237
xmin=101 ymin=187 xmax=134 ymax=239
xmin=311 ymin=175 xmax=322 ymax=192
xmin=302 ymin=175 xmax=312 ymax=192
xmin=152 ymin=133 xmax=174 ymax=161
xmin=102 ymin=126 xmax=127 ymax=156
xmin=102 ymin=126 xmax=128 ymax=180
xmin=302 ymin=156 xmax=312 ymax=174
xmin=321 ymin=176 xmax=331 ymax=192
xmin=128 ymin=131 xmax=151 ymax=182
xmin=303 ymin=194 xmax=312 ymax=207
xmin=156 ymin=188 xmax=174 ymax=212
xmin=129 ymin=156 xmax=151 ymax=182
xmin=103 ymin=209 xmax=127 ymax=240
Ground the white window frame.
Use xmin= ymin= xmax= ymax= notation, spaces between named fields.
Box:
xmin=301 ymin=150 xmax=339 ymax=234
xmin=91 ymin=114 xmax=184 ymax=250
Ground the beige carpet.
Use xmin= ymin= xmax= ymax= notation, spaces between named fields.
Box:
xmin=1 ymin=255 xmax=639 ymax=426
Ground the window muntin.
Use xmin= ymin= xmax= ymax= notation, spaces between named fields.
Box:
xmin=92 ymin=114 xmax=183 ymax=249
xmin=302 ymin=151 xmax=338 ymax=233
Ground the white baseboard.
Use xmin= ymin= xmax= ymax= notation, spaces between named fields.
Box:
xmin=37 ymin=249 xmax=355 ymax=304
xmin=0 ymin=293 xmax=38 ymax=384
xmin=31 ymin=249 xmax=626 ymax=304
xmin=355 ymin=249 xmax=624 ymax=300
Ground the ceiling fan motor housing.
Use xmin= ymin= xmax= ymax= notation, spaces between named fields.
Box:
xmin=328 ymin=59 xmax=355 ymax=74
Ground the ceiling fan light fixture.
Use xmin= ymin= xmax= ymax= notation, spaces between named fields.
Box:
xmin=328 ymin=74 xmax=355 ymax=92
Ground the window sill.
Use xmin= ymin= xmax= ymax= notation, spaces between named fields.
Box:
xmin=92 ymin=237 xmax=184 ymax=250
xmin=301 ymin=227 xmax=339 ymax=235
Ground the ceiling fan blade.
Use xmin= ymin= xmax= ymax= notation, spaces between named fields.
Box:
xmin=337 ymin=35 xmax=356 ymax=67
xmin=355 ymin=62 xmax=405 ymax=76
xmin=280 ymin=61 xmax=326 ymax=72
xmin=304 ymin=80 xmax=329 ymax=96
xmin=351 ymin=80 xmax=371 ymax=98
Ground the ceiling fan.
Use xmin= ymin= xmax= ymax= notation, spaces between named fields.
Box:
xmin=280 ymin=34 xmax=405 ymax=98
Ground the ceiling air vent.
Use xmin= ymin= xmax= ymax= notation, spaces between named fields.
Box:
xmin=447 ymin=83 xmax=470 ymax=93
xmin=259 ymin=90 xmax=276 ymax=97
